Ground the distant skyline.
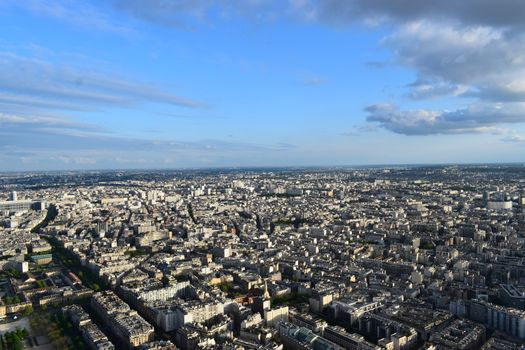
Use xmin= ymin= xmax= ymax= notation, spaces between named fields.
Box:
xmin=1 ymin=0 xmax=525 ymax=171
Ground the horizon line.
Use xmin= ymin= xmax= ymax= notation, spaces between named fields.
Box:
xmin=2 ymin=161 xmax=525 ymax=174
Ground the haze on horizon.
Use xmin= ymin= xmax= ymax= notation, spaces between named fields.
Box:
xmin=1 ymin=0 xmax=525 ymax=171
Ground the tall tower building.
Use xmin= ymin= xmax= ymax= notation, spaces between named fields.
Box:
xmin=263 ymin=279 xmax=270 ymax=300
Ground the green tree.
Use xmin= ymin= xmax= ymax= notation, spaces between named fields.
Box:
xmin=22 ymin=305 xmax=33 ymax=316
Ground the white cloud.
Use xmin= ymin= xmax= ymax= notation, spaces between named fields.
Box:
xmin=365 ymin=103 xmax=520 ymax=135
xmin=3 ymin=0 xmax=132 ymax=34
xmin=0 ymin=52 xmax=204 ymax=111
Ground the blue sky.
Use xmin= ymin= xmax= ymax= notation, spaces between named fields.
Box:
xmin=1 ymin=0 xmax=525 ymax=171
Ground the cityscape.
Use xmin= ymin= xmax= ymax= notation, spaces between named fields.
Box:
xmin=0 ymin=166 xmax=525 ymax=349
xmin=2 ymin=0 xmax=525 ymax=349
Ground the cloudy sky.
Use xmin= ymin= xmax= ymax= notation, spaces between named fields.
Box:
xmin=1 ymin=0 xmax=525 ymax=171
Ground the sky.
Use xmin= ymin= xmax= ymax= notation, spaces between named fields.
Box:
xmin=1 ymin=0 xmax=525 ymax=171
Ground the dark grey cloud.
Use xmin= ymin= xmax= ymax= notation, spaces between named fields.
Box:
xmin=111 ymin=0 xmax=525 ymax=30
xmin=312 ymin=0 xmax=525 ymax=28
xmin=383 ymin=22 xmax=525 ymax=98
xmin=364 ymin=103 xmax=523 ymax=136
